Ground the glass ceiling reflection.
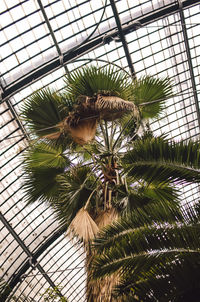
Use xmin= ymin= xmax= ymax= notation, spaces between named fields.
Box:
xmin=1 ymin=0 xmax=200 ymax=301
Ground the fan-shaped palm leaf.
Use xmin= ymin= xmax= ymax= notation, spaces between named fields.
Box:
xmin=68 ymin=208 xmax=99 ymax=242
xmin=64 ymin=65 xmax=130 ymax=100
xmin=21 ymin=88 xmax=73 ymax=139
xmin=52 ymin=166 xmax=97 ymax=227
xmin=64 ymin=66 xmax=138 ymax=125
xmin=130 ymin=76 xmax=174 ymax=119
xmin=23 ymin=141 xmax=70 ymax=169
xmin=22 ymin=142 xmax=70 ymax=205
xmin=22 ymin=166 xmax=62 ymax=205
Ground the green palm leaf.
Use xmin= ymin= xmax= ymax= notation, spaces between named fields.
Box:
xmin=130 ymin=76 xmax=174 ymax=119
xmin=64 ymin=65 xmax=130 ymax=100
xmin=23 ymin=141 xmax=70 ymax=169
xmin=123 ymin=136 xmax=200 ymax=184
xmin=115 ymin=251 xmax=200 ymax=301
xmin=52 ymin=166 xmax=97 ymax=227
xmin=116 ymin=180 xmax=179 ymax=214
xmin=22 ymin=166 xmax=62 ymax=205
xmin=21 ymin=88 xmax=72 ymax=138
xmin=93 ymin=201 xmax=184 ymax=252
xmin=91 ymin=206 xmax=200 ymax=301
xmin=22 ymin=142 xmax=70 ymax=205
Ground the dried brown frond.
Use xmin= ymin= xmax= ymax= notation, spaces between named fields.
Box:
xmin=53 ymin=94 xmax=138 ymax=144
xmin=42 ymin=131 xmax=62 ymax=140
xmin=95 ymin=207 xmax=119 ymax=228
xmin=68 ymin=208 xmax=99 ymax=242
xmin=67 ymin=119 xmax=97 ymax=145
xmin=95 ymin=94 xmax=137 ymax=120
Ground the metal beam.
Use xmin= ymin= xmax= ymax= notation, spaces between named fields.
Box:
xmin=5 ymin=99 xmax=30 ymax=141
xmin=178 ymin=0 xmax=200 ymax=130
xmin=36 ymin=0 xmax=69 ymax=75
xmin=0 ymin=78 xmax=30 ymax=142
xmin=110 ymin=0 xmax=136 ymax=78
xmin=0 ymin=213 xmax=65 ymax=301
xmin=1 ymin=0 xmax=200 ymax=102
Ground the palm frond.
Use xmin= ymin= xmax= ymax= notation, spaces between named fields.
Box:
xmin=21 ymin=88 xmax=73 ymax=138
xmin=23 ymin=141 xmax=70 ymax=169
xmin=130 ymin=76 xmax=174 ymax=119
xmin=52 ymin=166 xmax=97 ymax=227
xmin=115 ymin=252 xmax=200 ymax=302
xmin=140 ymin=182 xmax=180 ymax=204
xmin=93 ymin=200 xmax=185 ymax=252
xmin=22 ymin=141 xmax=70 ymax=205
xmin=64 ymin=65 xmax=130 ymax=100
xmin=123 ymin=136 xmax=200 ymax=184
xmin=68 ymin=208 xmax=99 ymax=242
xmin=115 ymin=181 xmax=180 ymax=214
xmin=22 ymin=166 xmax=63 ymax=205
xmin=91 ymin=208 xmax=200 ymax=301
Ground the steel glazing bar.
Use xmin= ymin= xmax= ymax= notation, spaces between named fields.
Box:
xmin=1 ymin=0 xmax=200 ymax=101
xmin=0 ymin=78 xmax=30 ymax=141
xmin=0 ymin=0 xmax=29 ymax=14
xmin=0 ymin=213 xmax=65 ymax=301
xmin=5 ymin=99 xmax=30 ymax=142
xmin=110 ymin=0 xmax=136 ymax=78
xmin=178 ymin=0 xmax=200 ymax=129
xmin=36 ymin=0 xmax=69 ymax=75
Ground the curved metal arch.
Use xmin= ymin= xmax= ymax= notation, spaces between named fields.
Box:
xmin=0 ymin=213 xmax=67 ymax=301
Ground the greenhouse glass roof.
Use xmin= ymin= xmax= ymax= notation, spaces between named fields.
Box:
xmin=1 ymin=0 xmax=200 ymax=301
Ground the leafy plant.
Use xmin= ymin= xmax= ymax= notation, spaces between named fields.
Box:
xmin=91 ymin=204 xmax=200 ymax=302
xmin=20 ymin=64 xmax=200 ymax=301
xmin=41 ymin=286 xmax=68 ymax=302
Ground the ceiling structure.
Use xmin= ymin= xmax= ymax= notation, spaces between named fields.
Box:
xmin=1 ymin=0 xmax=200 ymax=301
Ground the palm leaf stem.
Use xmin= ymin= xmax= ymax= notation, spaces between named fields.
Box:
xmin=109 ymin=120 xmax=117 ymax=150
xmin=113 ymin=114 xmax=139 ymax=150
xmin=138 ymin=95 xmax=176 ymax=107
xmin=84 ymin=189 xmax=97 ymax=210
xmin=104 ymin=120 xmax=110 ymax=151
xmin=104 ymin=182 xmax=108 ymax=210
xmin=95 ymin=138 xmax=105 ymax=149
xmin=116 ymin=122 xmax=141 ymax=153
xmin=108 ymin=189 xmax=112 ymax=208
xmin=92 ymin=249 xmax=200 ymax=279
xmin=99 ymin=121 xmax=110 ymax=151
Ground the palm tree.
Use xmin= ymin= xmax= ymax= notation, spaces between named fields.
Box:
xmin=20 ymin=65 xmax=200 ymax=301
xmin=91 ymin=201 xmax=200 ymax=302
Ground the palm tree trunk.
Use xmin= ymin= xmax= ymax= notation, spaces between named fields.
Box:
xmin=86 ymin=208 xmax=120 ymax=302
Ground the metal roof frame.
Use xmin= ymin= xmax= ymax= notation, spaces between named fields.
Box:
xmin=1 ymin=0 xmax=200 ymax=301
xmin=1 ymin=0 xmax=199 ymax=102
